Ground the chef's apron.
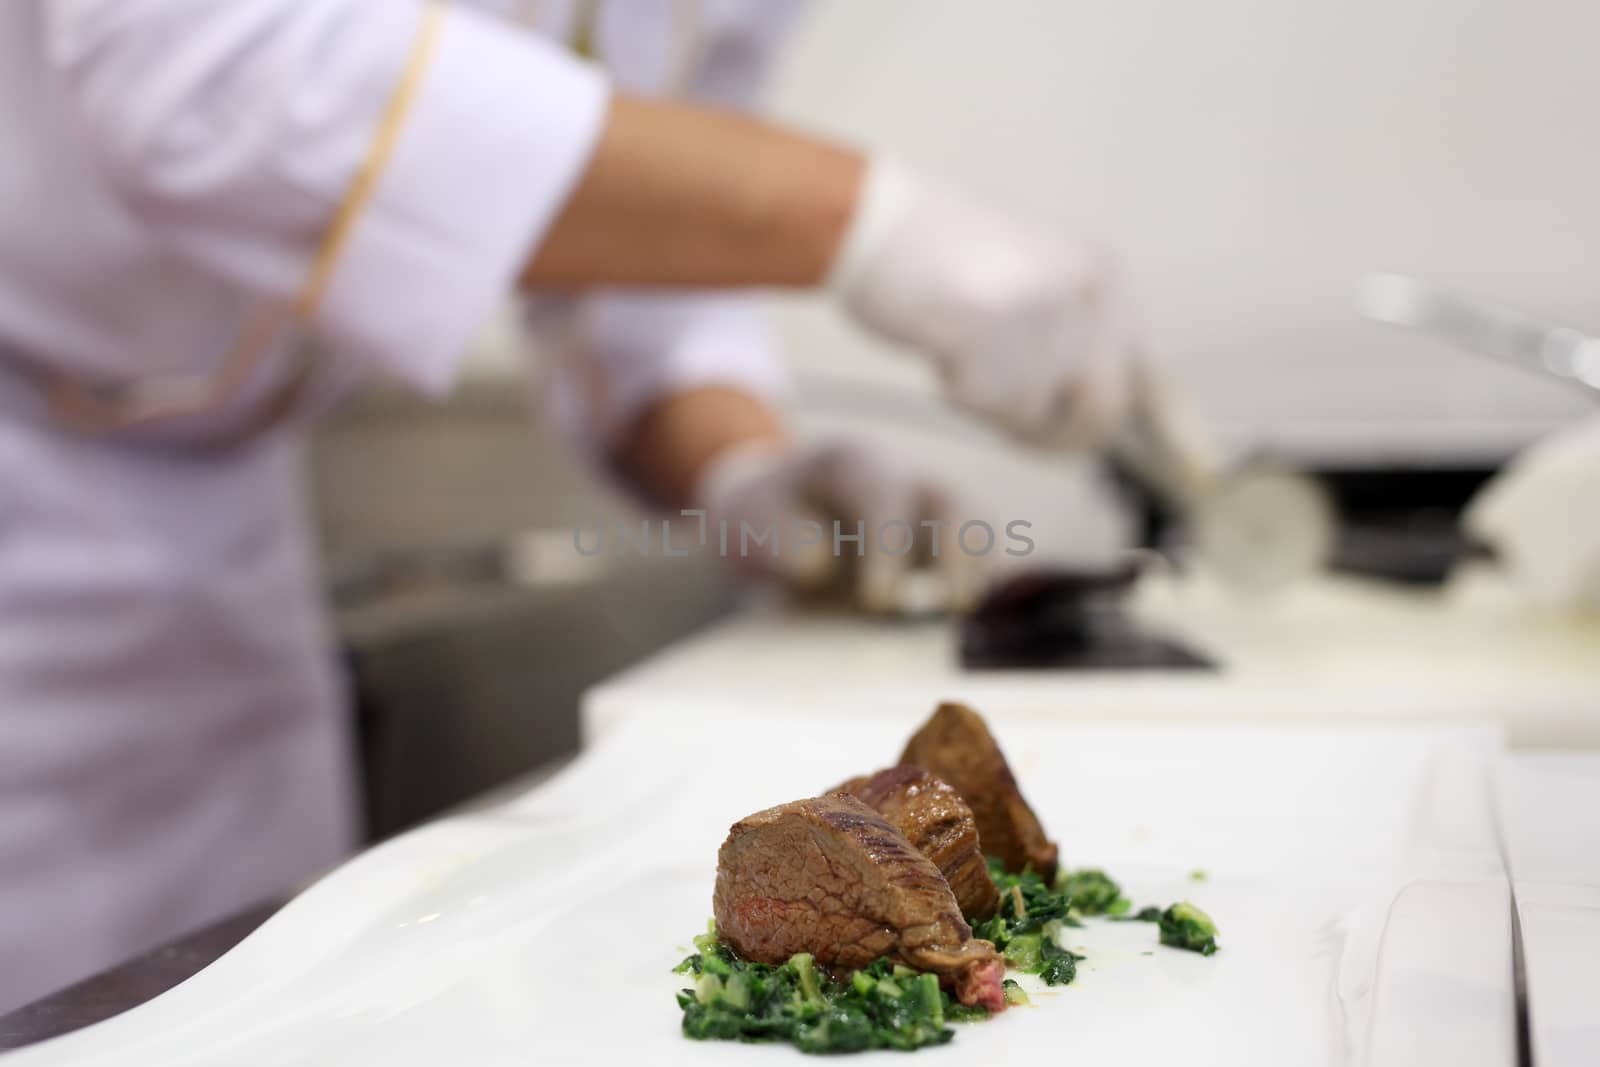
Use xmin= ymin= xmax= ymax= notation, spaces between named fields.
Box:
xmin=0 ymin=344 xmax=360 ymax=1013
xmin=0 ymin=0 xmax=449 ymax=1012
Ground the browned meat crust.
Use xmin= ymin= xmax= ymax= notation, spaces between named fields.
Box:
xmin=899 ymin=701 xmax=1059 ymax=880
xmin=713 ymin=794 xmax=1005 ymax=1009
xmin=833 ymin=765 xmax=999 ymax=922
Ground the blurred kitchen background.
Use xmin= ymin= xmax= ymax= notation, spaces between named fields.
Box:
xmin=315 ymin=0 xmax=1600 ymax=841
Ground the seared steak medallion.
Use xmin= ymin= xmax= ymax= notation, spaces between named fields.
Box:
xmin=833 ymin=765 xmax=999 ymax=922
xmin=899 ymin=701 xmax=1059 ymax=881
xmin=713 ymin=794 xmax=1006 ymax=1011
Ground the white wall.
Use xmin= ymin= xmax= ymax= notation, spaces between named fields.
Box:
xmin=764 ymin=0 xmax=1600 ymax=465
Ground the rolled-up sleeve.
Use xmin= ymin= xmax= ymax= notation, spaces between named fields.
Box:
xmin=550 ymin=0 xmax=803 ymax=454
xmin=46 ymin=0 xmax=609 ymax=395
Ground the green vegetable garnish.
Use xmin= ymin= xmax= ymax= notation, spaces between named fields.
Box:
xmin=791 ymin=952 xmax=825 ymax=1008
xmin=1037 ymin=953 xmax=1078 ymax=985
xmin=942 ymin=1001 xmax=993 ymax=1024
xmin=674 ymin=862 xmax=1223 ymax=1051
xmin=1002 ymin=933 xmax=1044 ymax=971
xmin=1054 ymin=868 xmax=1131 ymax=916
xmin=674 ymin=925 xmax=991 ymax=1054
xmin=1158 ymin=902 xmax=1220 ymax=956
xmin=982 ymin=858 xmax=1085 ymax=986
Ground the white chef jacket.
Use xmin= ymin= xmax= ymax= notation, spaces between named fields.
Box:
xmin=0 ymin=0 xmax=794 ymax=1013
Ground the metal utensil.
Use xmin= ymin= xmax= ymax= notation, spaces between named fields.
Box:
xmin=1110 ymin=367 xmax=1336 ymax=593
xmin=1357 ymin=272 xmax=1600 ymax=400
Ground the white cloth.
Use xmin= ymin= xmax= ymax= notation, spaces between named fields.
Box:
xmin=0 ymin=392 xmax=357 ymax=1013
xmin=1464 ymin=413 xmax=1600 ymax=611
xmin=0 ymin=0 xmax=618 ymax=1012
xmin=829 ymin=157 xmax=1139 ymax=450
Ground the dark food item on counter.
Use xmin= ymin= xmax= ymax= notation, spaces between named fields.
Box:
xmin=899 ymin=702 xmax=1060 ymax=882
xmin=680 ymin=700 xmax=1222 ymax=1053
xmin=713 ymin=795 xmax=1007 ymax=1011
xmin=960 ymin=566 xmax=1214 ymax=671
xmin=833 ymin=765 xmax=1000 ymax=922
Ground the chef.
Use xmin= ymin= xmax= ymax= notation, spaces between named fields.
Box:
xmin=0 ymin=0 xmax=1143 ymax=1010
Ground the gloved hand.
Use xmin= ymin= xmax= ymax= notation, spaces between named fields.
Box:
xmin=828 ymin=158 xmax=1139 ymax=450
xmin=691 ymin=437 xmax=985 ymax=614
xmin=1464 ymin=414 xmax=1600 ymax=612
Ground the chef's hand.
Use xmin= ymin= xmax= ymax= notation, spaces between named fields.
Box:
xmin=692 ymin=437 xmax=984 ymax=615
xmin=828 ymin=159 xmax=1138 ymax=450
xmin=1464 ymin=414 xmax=1600 ymax=611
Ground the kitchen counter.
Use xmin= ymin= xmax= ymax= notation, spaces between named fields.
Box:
xmin=584 ymin=567 xmax=1600 ymax=748
xmin=6 ymin=567 xmax=1597 ymax=1056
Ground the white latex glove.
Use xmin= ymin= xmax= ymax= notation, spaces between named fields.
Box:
xmin=828 ymin=158 xmax=1137 ymax=450
xmin=691 ymin=438 xmax=985 ymax=614
xmin=1464 ymin=414 xmax=1600 ymax=612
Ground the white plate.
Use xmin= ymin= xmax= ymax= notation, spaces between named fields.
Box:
xmin=1495 ymin=752 xmax=1600 ymax=1067
xmin=5 ymin=711 xmax=1515 ymax=1067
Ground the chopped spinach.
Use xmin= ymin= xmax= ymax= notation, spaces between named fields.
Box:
xmin=978 ymin=858 xmax=1085 ymax=986
xmin=1158 ymin=902 xmax=1220 ymax=956
xmin=673 ymin=922 xmax=989 ymax=1054
xmin=1054 ymin=868 xmax=1131 ymax=916
xmin=1036 ymin=952 xmax=1078 ymax=985
xmin=674 ymin=864 xmax=1224 ymax=1051
xmin=941 ymin=1000 xmax=993 ymax=1024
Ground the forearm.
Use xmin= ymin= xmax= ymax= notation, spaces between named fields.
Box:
xmin=614 ymin=386 xmax=788 ymax=509
xmin=522 ymin=96 xmax=864 ymax=290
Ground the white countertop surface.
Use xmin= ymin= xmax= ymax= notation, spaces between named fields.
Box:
xmin=584 ymin=567 xmax=1600 ymax=747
